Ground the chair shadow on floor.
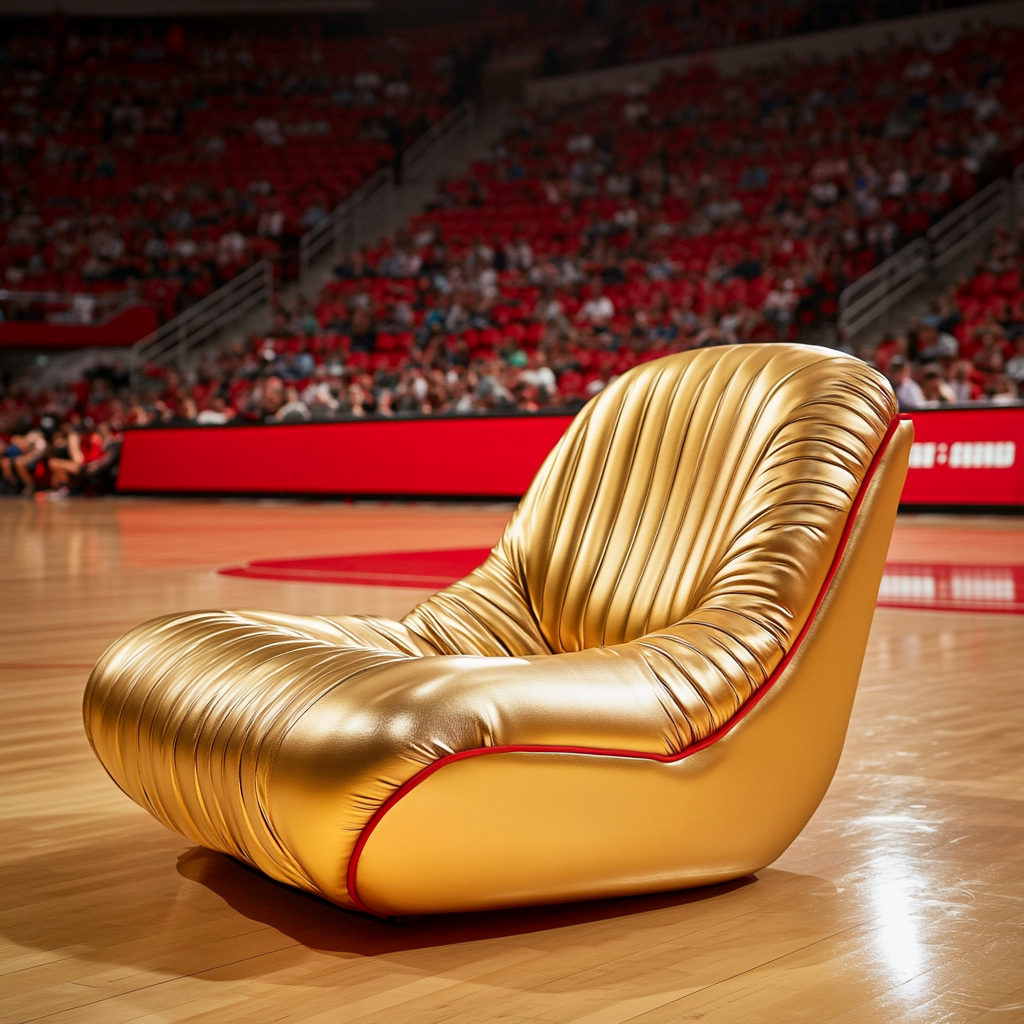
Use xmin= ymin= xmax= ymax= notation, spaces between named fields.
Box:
xmin=176 ymin=846 xmax=759 ymax=957
xmin=0 ymin=826 xmax=838 ymax=991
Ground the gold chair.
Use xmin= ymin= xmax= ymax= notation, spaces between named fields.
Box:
xmin=84 ymin=345 xmax=911 ymax=916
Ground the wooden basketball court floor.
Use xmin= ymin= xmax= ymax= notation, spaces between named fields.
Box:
xmin=2 ymin=498 xmax=1022 ymax=1024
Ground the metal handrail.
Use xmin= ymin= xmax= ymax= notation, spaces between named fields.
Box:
xmin=400 ymin=99 xmax=475 ymax=183
xmin=927 ymin=178 xmax=1009 ymax=270
xmin=837 ymin=238 xmax=929 ymax=339
xmin=297 ymin=101 xmax=476 ymax=287
xmin=839 ymin=163 xmax=1021 ymax=341
xmin=1011 ymin=161 xmax=1024 ymax=229
xmin=130 ymin=260 xmax=272 ymax=389
xmin=127 ymin=102 xmax=477 ymax=381
xmin=298 ymin=166 xmax=394 ymax=287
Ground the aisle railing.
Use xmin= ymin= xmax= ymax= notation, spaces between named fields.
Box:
xmin=129 ymin=260 xmax=272 ymax=390
xmin=838 ymin=164 xmax=1020 ymax=341
xmin=297 ymin=100 xmax=476 ymax=288
xmin=400 ymin=100 xmax=475 ymax=183
xmin=298 ymin=167 xmax=394 ymax=288
xmin=1011 ymin=161 xmax=1024 ymax=231
xmin=126 ymin=101 xmax=484 ymax=381
xmin=927 ymin=178 xmax=1010 ymax=271
xmin=836 ymin=240 xmax=930 ymax=343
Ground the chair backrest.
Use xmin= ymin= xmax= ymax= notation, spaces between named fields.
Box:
xmin=404 ymin=345 xmax=896 ymax=667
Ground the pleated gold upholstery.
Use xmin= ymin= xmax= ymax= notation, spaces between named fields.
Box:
xmin=84 ymin=344 xmax=902 ymax=912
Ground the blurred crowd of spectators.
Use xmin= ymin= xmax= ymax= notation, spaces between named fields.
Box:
xmin=512 ymin=0 xmax=983 ymax=77
xmin=3 ymin=5 xmax=1012 ymax=327
xmin=873 ymin=225 xmax=1024 ymax=409
xmin=1 ymin=413 xmax=119 ymax=497
xmin=2 ymin=217 xmax=1021 ymax=498
xmin=0 ymin=16 xmax=490 ymax=322
xmin=389 ymin=27 xmax=1019 ymax=346
xmin=1 ymin=17 xmax=1022 ymax=498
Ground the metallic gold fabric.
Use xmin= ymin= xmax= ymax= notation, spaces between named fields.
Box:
xmin=83 ymin=344 xmax=902 ymax=912
xmin=355 ymin=421 xmax=913 ymax=913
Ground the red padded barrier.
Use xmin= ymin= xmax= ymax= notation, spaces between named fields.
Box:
xmin=117 ymin=405 xmax=1023 ymax=505
xmin=900 ymin=406 xmax=1024 ymax=507
xmin=117 ymin=414 xmax=574 ymax=497
xmin=0 ymin=304 xmax=158 ymax=349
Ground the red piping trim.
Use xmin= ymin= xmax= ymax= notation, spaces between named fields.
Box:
xmin=345 ymin=416 xmax=902 ymax=915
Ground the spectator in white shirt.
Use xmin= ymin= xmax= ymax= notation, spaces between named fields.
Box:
xmin=258 ymin=206 xmax=285 ymax=238
xmin=577 ymin=279 xmax=614 ymax=327
xmin=1004 ymin=337 xmax=1024 ymax=385
xmin=888 ymin=356 xmax=925 ymax=410
xmin=196 ymin=396 xmax=235 ymax=425
xmin=518 ymin=352 xmax=558 ymax=399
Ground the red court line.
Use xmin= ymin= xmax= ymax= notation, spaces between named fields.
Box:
xmin=218 ymin=547 xmax=493 ymax=589
xmin=876 ymin=562 xmax=1024 ymax=615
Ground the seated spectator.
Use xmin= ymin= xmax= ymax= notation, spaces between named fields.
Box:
xmin=173 ymin=398 xmax=199 ymax=424
xmin=948 ymin=360 xmax=980 ymax=403
xmin=47 ymin=423 xmax=85 ymax=498
xmin=75 ymin=423 xmax=122 ymax=495
xmin=888 ymin=356 xmax=925 ymax=411
xmin=762 ymin=280 xmax=799 ymax=341
xmin=576 ymin=281 xmax=614 ymax=329
xmin=517 ymin=352 xmax=558 ymax=402
xmin=196 ymin=397 xmax=236 ymax=425
xmin=274 ymin=387 xmax=312 ymax=422
xmin=1 ymin=428 xmax=47 ymax=496
xmin=919 ymin=364 xmax=957 ymax=407
xmin=985 ymin=374 xmax=1020 ymax=404
xmin=1005 ymin=338 xmax=1024 ymax=386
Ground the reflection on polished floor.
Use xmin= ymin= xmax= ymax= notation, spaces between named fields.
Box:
xmin=1 ymin=499 xmax=1022 ymax=1024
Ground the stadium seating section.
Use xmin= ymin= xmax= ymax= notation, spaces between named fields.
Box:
xmin=0 ymin=21 xmax=462 ymax=318
xmin=1 ymin=14 xmax=1022 ymax=497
